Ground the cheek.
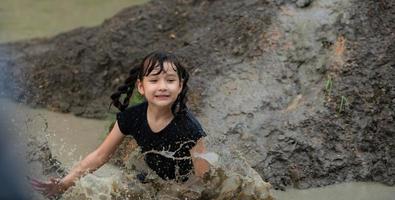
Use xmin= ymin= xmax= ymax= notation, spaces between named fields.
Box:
xmin=176 ymin=87 xmax=183 ymax=96
xmin=172 ymin=82 xmax=182 ymax=92
xmin=177 ymin=83 xmax=183 ymax=93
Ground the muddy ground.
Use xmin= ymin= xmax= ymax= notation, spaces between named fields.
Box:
xmin=0 ymin=0 xmax=394 ymax=190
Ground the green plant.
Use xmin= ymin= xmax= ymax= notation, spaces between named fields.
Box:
xmin=101 ymin=90 xmax=145 ymax=141
xmin=337 ymin=95 xmax=348 ymax=113
xmin=325 ymin=76 xmax=333 ymax=93
xmin=130 ymin=91 xmax=145 ymax=105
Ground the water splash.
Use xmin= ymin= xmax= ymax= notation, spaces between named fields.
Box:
xmin=140 ymin=140 xmax=197 ymax=161
xmin=9 ymin=98 xmax=273 ymax=199
xmin=193 ymin=152 xmax=219 ymax=166
xmin=57 ymin=145 xmax=273 ymax=200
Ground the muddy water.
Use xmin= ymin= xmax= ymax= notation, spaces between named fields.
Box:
xmin=0 ymin=0 xmax=148 ymax=43
xmin=273 ymin=182 xmax=395 ymax=200
xmin=0 ymin=98 xmax=108 ymax=168
xmin=0 ymin=98 xmax=123 ymax=200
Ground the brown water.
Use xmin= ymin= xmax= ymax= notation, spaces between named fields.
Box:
xmin=0 ymin=0 xmax=148 ymax=43
xmin=0 ymin=98 xmax=108 ymax=167
xmin=273 ymin=182 xmax=395 ymax=200
xmin=0 ymin=98 xmax=123 ymax=200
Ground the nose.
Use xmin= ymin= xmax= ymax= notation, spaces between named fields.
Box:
xmin=158 ymin=79 xmax=167 ymax=91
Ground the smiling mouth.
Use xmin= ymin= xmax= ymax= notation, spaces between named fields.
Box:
xmin=155 ymin=95 xmax=170 ymax=98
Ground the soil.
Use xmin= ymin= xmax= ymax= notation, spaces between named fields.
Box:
xmin=0 ymin=0 xmax=394 ymax=190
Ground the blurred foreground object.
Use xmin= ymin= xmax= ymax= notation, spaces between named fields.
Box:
xmin=0 ymin=113 xmax=29 ymax=199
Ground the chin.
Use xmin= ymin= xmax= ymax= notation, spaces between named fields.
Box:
xmin=151 ymin=100 xmax=175 ymax=108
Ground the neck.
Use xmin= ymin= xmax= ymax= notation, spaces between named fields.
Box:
xmin=147 ymin=104 xmax=173 ymax=121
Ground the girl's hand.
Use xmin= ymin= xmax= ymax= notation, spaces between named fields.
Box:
xmin=30 ymin=177 xmax=66 ymax=198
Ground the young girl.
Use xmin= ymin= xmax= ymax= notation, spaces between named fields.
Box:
xmin=31 ymin=51 xmax=209 ymax=198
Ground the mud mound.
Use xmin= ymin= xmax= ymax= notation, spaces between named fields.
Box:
xmin=0 ymin=0 xmax=275 ymax=118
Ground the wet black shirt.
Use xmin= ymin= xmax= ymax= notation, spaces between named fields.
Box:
xmin=116 ymin=102 xmax=206 ymax=181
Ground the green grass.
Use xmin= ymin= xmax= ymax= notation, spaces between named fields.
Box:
xmin=323 ymin=76 xmax=349 ymax=114
xmin=325 ymin=76 xmax=333 ymax=94
xmin=337 ymin=95 xmax=348 ymax=113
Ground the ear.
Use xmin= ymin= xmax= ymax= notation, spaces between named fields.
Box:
xmin=137 ymin=79 xmax=145 ymax=96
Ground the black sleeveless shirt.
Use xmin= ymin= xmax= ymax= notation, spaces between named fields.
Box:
xmin=116 ymin=102 xmax=206 ymax=181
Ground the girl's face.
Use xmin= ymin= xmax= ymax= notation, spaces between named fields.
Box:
xmin=137 ymin=61 xmax=183 ymax=109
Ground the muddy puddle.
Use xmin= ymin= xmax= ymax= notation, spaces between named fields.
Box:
xmin=0 ymin=98 xmax=107 ymax=167
xmin=274 ymin=182 xmax=395 ymax=200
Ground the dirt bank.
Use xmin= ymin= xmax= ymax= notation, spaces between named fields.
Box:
xmin=0 ymin=0 xmax=394 ymax=190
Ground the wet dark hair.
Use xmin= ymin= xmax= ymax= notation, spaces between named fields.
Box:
xmin=110 ymin=51 xmax=189 ymax=115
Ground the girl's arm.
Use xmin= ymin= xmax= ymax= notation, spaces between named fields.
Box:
xmin=190 ymin=138 xmax=210 ymax=178
xmin=31 ymin=121 xmax=128 ymax=197
xmin=59 ymin=121 xmax=126 ymax=189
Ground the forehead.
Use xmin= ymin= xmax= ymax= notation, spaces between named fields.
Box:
xmin=149 ymin=62 xmax=178 ymax=75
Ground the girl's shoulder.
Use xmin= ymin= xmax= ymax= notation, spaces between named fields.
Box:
xmin=116 ymin=101 xmax=147 ymax=135
xmin=184 ymin=111 xmax=202 ymax=128
xmin=176 ymin=110 xmax=207 ymax=139
xmin=122 ymin=101 xmax=148 ymax=114
xmin=117 ymin=101 xmax=147 ymax=121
